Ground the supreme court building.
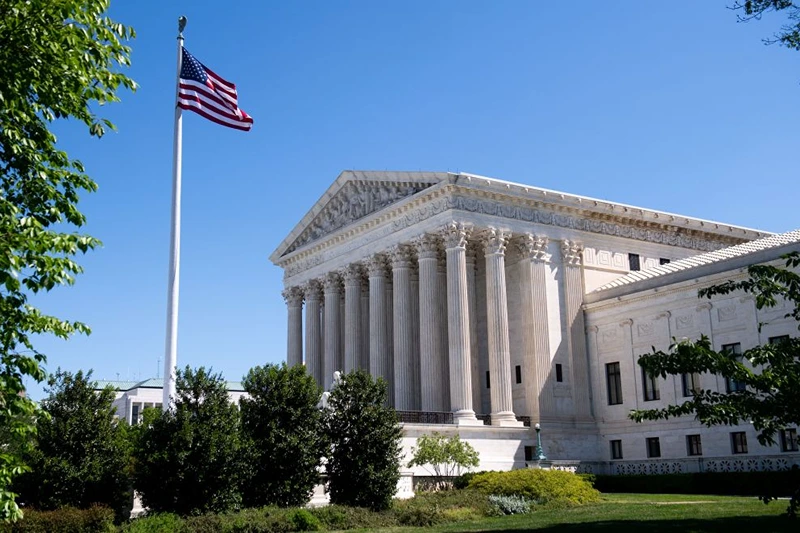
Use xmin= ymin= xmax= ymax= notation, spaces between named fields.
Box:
xmin=271 ymin=170 xmax=800 ymax=474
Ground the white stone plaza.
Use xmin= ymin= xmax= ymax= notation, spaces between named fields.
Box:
xmin=272 ymin=170 xmax=800 ymax=475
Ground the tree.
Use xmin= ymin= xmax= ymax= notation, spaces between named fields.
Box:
xmin=631 ymin=252 xmax=800 ymax=517
xmin=323 ymin=370 xmax=402 ymax=511
xmin=0 ymin=0 xmax=135 ymax=521
xmin=407 ymin=432 xmax=480 ymax=490
xmin=14 ymin=370 xmax=132 ymax=520
xmin=731 ymin=1 xmax=800 ymax=50
xmin=132 ymin=367 xmax=243 ymax=515
xmin=239 ymin=363 xmax=324 ymax=508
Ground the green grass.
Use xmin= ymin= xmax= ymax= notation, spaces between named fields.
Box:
xmin=351 ymin=493 xmax=795 ymax=533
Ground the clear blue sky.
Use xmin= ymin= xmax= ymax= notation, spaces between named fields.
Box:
xmin=27 ymin=1 xmax=799 ymax=398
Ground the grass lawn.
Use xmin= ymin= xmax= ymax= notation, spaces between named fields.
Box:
xmin=359 ymin=493 xmax=795 ymax=533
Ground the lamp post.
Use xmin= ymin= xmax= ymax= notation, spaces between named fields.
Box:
xmin=534 ymin=423 xmax=547 ymax=461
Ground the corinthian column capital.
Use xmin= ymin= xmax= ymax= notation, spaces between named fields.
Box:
xmin=561 ymin=240 xmax=584 ymax=266
xmin=342 ymin=263 xmax=364 ymax=285
xmin=303 ymin=279 xmax=323 ymax=302
xmin=389 ymin=244 xmax=414 ymax=269
xmin=282 ymin=286 xmax=304 ymax=307
xmin=514 ymin=233 xmax=550 ymax=263
xmin=482 ymin=227 xmax=511 ymax=256
xmin=365 ymin=254 xmax=388 ymax=277
xmin=442 ymin=221 xmax=472 ymax=250
xmin=323 ymin=271 xmax=342 ymax=293
xmin=413 ymin=233 xmax=441 ymax=260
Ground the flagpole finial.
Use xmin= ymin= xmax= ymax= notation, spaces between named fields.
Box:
xmin=178 ymin=16 xmax=187 ymax=37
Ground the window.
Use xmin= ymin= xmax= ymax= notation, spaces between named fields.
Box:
xmin=486 ymin=371 xmax=490 ymax=389
xmin=610 ymin=440 xmax=623 ymax=460
xmin=769 ymin=335 xmax=790 ymax=345
xmin=131 ymin=404 xmax=140 ymax=425
xmin=686 ymin=434 xmax=703 ymax=456
xmin=515 ymin=365 xmax=522 ymax=384
xmin=628 ymin=253 xmax=641 ymax=271
xmin=642 ymin=367 xmax=660 ymax=401
xmin=682 ymin=372 xmax=701 ymax=397
xmin=606 ymin=362 xmax=623 ymax=405
xmin=659 ymin=258 xmax=671 ymax=265
xmin=722 ymin=343 xmax=746 ymax=393
xmin=646 ymin=437 xmax=661 ymax=458
xmin=731 ymin=432 xmax=748 ymax=454
xmin=524 ymin=446 xmax=535 ymax=462
xmin=555 ymin=363 xmax=563 ymax=382
xmin=780 ymin=429 xmax=798 ymax=452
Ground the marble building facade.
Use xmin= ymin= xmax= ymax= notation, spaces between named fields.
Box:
xmin=272 ymin=170 xmax=799 ymax=473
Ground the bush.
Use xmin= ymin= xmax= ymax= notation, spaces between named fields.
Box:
xmin=453 ymin=471 xmax=487 ymax=490
xmin=0 ymin=505 xmax=115 ymax=533
xmin=392 ymin=489 xmax=491 ymax=526
xmin=287 ymin=509 xmax=321 ymax=531
xmin=468 ymin=469 xmax=601 ymax=506
xmin=118 ymin=513 xmax=183 ymax=533
xmin=310 ymin=505 xmax=389 ymax=530
xmin=488 ymin=494 xmax=532 ymax=515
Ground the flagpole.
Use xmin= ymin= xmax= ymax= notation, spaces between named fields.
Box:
xmin=163 ymin=15 xmax=187 ymax=412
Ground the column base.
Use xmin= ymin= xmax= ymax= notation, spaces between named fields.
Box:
xmin=453 ymin=409 xmax=484 ymax=426
xmin=490 ymin=411 xmax=524 ymax=427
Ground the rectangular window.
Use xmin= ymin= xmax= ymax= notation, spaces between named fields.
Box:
xmin=642 ymin=367 xmax=660 ymax=401
xmin=769 ymin=335 xmax=790 ymax=345
xmin=682 ymin=372 xmax=701 ymax=397
xmin=610 ymin=440 xmax=623 ymax=460
xmin=131 ymin=404 xmax=140 ymax=425
xmin=555 ymin=363 xmax=563 ymax=382
xmin=780 ymin=429 xmax=798 ymax=452
xmin=646 ymin=437 xmax=661 ymax=458
xmin=486 ymin=370 xmax=490 ymax=389
xmin=515 ymin=365 xmax=522 ymax=384
xmin=659 ymin=258 xmax=671 ymax=265
xmin=722 ymin=343 xmax=746 ymax=393
xmin=628 ymin=253 xmax=641 ymax=272
xmin=524 ymin=446 xmax=534 ymax=462
xmin=606 ymin=362 xmax=623 ymax=405
xmin=731 ymin=432 xmax=748 ymax=454
xmin=686 ymin=434 xmax=703 ymax=456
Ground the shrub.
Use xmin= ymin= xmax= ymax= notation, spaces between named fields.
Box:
xmin=488 ymin=494 xmax=532 ymax=515
xmin=287 ymin=509 xmax=321 ymax=531
xmin=407 ymin=433 xmax=480 ymax=489
xmin=468 ymin=469 xmax=601 ymax=506
xmin=118 ymin=513 xmax=183 ymax=533
xmin=453 ymin=470 xmax=487 ymax=490
xmin=392 ymin=489 xmax=492 ymax=526
xmin=0 ymin=505 xmax=115 ymax=533
xmin=310 ymin=505 xmax=389 ymax=530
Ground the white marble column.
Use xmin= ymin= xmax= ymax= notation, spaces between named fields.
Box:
xmin=367 ymin=255 xmax=390 ymax=384
xmin=323 ymin=272 xmax=343 ymax=390
xmin=283 ymin=286 xmax=304 ymax=368
xmin=391 ymin=245 xmax=416 ymax=410
xmin=483 ymin=228 xmax=523 ymax=427
xmin=304 ymin=279 xmax=323 ymax=387
xmin=515 ymin=234 xmax=551 ymax=422
xmin=436 ymin=248 xmax=450 ymax=411
xmin=360 ymin=276 xmax=370 ymax=371
xmin=416 ymin=234 xmax=445 ymax=412
xmin=410 ymin=262 xmax=421 ymax=406
xmin=386 ymin=276 xmax=394 ymax=406
xmin=466 ymin=244 xmax=481 ymax=413
xmin=443 ymin=222 xmax=481 ymax=425
xmin=343 ymin=264 xmax=363 ymax=373
xmin=561 ymin=240 xmax=593 ymax=420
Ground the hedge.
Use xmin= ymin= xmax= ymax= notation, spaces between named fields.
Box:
xmin=592 ymin=467 xmax=800 ymax=497
xmin=0 ymin=506 xmax=115 ymax=533
xmin=467 ymin=469 xmax=601 ymax=506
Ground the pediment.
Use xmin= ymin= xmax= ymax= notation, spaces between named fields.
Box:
xmin=272 ymin=171 xmax=449 ymax=261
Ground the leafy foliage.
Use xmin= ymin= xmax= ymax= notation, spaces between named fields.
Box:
xmin=323 ymin=370 xmax=402 ymax=511
xmin=132 ymin=367 xmax=242 ymax=515
xmin=13 ymin=370 xmax=131 ymax=520
xmin=0 ymin=505 xmax=114 ymax=533
xmin=732 ymin=1 xmax=800 ymax=50
xmin=631 ymin=252 xmax=800 ymax=517
xmin=468 ymin=469 xmax=601 ymax=506
xmin=0 ymin=0 xmax=135 ymax=521
xmin=488 ymin=494 xmax=532 ymax=515
xmin=407 ymin=432 xmax=480 ymax=489
xmin=239 ymin=363 xmax=324 ymax=507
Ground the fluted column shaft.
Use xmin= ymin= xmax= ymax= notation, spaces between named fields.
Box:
xmin=416 ymin=235 xmax=445 ymax=411
xmin=343 ymin=264 xmax=363 ymax=373
xmin=283 ymin=286 xmax=304 ymax=367
xmin=436 ymin=251 xmax=450 ymax=411
xmin=304 ymin=280 xmax=323 ymax=387
xmin=484 ymin=228 xmax=522 ymax=426
xmin=444 ymin=222 xmax=480 ymax=424
xmin=367 ymin=256 xmax=390 ymax=385
xmin=466 ymin=246 xmax=481 ymax=413
xmin=360 ymin=279 xmax=370 ymax=371
xmin=562 ymin=240 xmax=593 ymax=419
xmin=391 ymin=246 xmax=416 ymax=410
xmin=323 ymin=273 xmax=342 ymax=390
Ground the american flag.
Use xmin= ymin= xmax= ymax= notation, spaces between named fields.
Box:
xmin=177 ymin=47 xmax=253 ymax=131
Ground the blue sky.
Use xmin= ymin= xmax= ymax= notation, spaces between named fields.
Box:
xmin=28 ymin=1 xmax=799 ymax=398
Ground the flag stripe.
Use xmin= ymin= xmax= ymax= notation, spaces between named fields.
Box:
xmin=178 ymin=101 xmax=253 ymax=131
xmin=177 ymin=92 xmax=253 ymax=124
xmin=205 ymin=67 xmax=237 ymax=96
xmin=179 ymin=81 xmax=240 ymax=116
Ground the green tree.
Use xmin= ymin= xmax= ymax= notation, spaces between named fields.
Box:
xmin=732 ymin=1 xmax=800 ymax=50
xmin=631 ymin=252 xmax=800 ymax=517
xmin=407 ymin=432 xmax=480 ymax=490
xmin=0 ymin=0 xmax=135 ymax=521
xmin=240 ymin=363 xmax=324 ymax=508
xmin=323 ymin=370 xmax=402 ymax=511
xmin=14 ymin=370 xmax=132 ymax=521
xmin=132 ymin=367 xmax=243 ymax=515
